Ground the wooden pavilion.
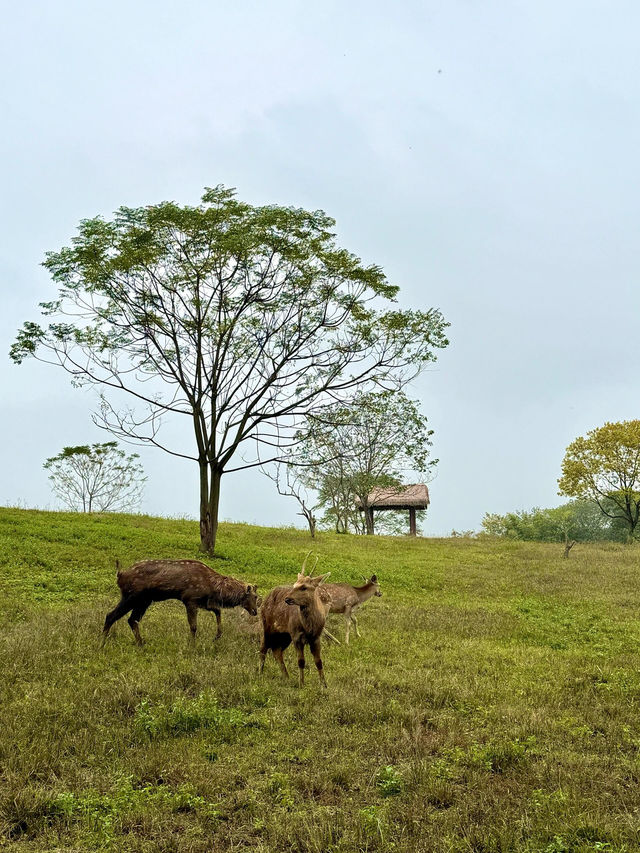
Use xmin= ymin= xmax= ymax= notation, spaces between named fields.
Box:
xmin=355 ymin=484 xmax=430 ymax=536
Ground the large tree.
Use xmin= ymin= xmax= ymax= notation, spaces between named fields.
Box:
xmin=11 ymin=187 xmax=448 ymax=552
xmin=558 ymin=420 xmax=640 ymax=539
xmin=294 ymin=390 xmax=435 ymax=535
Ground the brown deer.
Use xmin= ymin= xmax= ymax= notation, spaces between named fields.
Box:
xmin=102 ymin=559 xmax=259 ymax=646
xmin=297 ymin=563 xmax=382 ymax=644
xmin=259 ymin=568 xmax=330 ymax=688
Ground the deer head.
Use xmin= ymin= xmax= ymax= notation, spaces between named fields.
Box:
xmin=285 ymin=573 xmax=330 ymax=609
xmin=363 ymin=574 xmax=382 ymax=596
xmin=242 ymin=583 xmax=260 ymax=615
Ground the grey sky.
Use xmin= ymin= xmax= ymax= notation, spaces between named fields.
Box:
xmin=2 ymin=1 xmax=639 ymax=534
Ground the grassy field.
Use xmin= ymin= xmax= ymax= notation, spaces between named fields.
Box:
xmin=2 ymin=508 xmax=640 ymax=852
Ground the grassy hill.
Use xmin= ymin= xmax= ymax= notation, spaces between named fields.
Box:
xmin=2 ymin=508 xmax=640 ymax=852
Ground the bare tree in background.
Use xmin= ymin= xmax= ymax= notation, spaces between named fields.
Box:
xmin=262 ymin=463 xmax=317 ymax=537
xmin=44 ymin=442 xmax=146 ymax=513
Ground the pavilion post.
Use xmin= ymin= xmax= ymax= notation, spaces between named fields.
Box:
xmin=409 ymin=507 xmax=417 ymax=536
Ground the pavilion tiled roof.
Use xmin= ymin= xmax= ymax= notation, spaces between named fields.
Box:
xmin=355 ymin=484 xmax=430 ymax=509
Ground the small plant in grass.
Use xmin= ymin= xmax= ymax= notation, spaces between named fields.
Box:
xmin=359 ymin=805 xmax=388 ymax=844
xmin=134 ymin=693 xmax=255 ymax=741
xmin=51 ymin=777 xmax=220 ymax=845
xmin=375 ymin=765 xmax=404 ymax=797
xmin=470 ymin=736 xmax=537 ymax=774
xmin=531 ymin=788 xmax=568 ymax=810
xmin=423 ymin=778 xmax=456 ymax=810
xmin=544 ymin=832 xmax=613 ymax=852
xmin=266 ymin=773 xmax=295 ymax=810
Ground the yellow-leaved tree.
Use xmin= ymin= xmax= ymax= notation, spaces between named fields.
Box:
xmin=558 ymin=420 xmax=640 ymax=540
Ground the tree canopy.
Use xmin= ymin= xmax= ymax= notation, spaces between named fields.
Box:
xmin=558 ymin=420 xmax=640 ymax=539
xmin=12 ymin=187 xmax=448 ymax=551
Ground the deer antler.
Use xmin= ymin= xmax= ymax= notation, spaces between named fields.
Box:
xmin=300 ymin=551 xmax=320 ymax=577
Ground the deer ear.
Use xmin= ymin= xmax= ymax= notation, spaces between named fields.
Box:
xmin=370 ymin=574 xmax=378 ymax=583
xmin=252 ymin=584 xmax=258 ymax=592
xmin=246 ymin=584 xmax=252 ymax=593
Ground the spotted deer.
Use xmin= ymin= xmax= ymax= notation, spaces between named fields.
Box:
xmin=297 ymin=558 xmax=382 ymax=643
xmin=102 ymin=559 xmax=259 ymax=646
xmin=259 ymin=563 xmax=331 ymax=688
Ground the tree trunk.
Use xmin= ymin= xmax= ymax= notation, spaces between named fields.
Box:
xmin=365 ymin=506 xmax=374 ymax=535
xmin=199 ymin=462 xmax=221 ymax=554
xmin=300 ymin=509 xmax=316 ymax=538
xmin=563 ymin=536 xmax=576 ymax=558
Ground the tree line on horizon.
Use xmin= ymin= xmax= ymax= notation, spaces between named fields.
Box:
xmin=481 ymin=500 xmax=630 ymax=544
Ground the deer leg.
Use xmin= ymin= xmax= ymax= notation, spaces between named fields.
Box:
xmin=323 ymin=627 xmax=341 ymax=645
xmin=185 ymin=602 xmax=198 ymax=642
xmin=128 ymin=598 xmax=151 ymax=647
xmin=309 ymin=639 xmax=327 ymax=689
xmin=352 ymin=612 xmax=362 ymax=638
xmin=212 ymin=608 xmax=222 ymax=640
xmin=102 ymin=596 xmax=136 ymax=646
xmin=294 ymin=640 xmax=306 ymax=687
xmin=259 ymin=641 xmax=267 ymax=675
xmin=344 ymin=608 xmax=352 ymax=644
xmin=273 ymin=648 xmax=289 ymax=680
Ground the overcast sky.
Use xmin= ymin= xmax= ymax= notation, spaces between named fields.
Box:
xmin=2 ymin=1 xmax=639 ymax=535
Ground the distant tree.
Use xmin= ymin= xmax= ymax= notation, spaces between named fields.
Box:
xmin=315 ymin=465 xmax=356 ymax=534
xmin=480 ymin=513 xmax=508 ymax=537
xmin=44 ymin=442 xmax=145 ymax=513
xmin=296 ymin=391 xmax=435 ymax=535
xmin=558 ymin=420 xmax=640 ymax=540
xmin=261 ymin=463 xmax=317 ymax=538
xmin=11 ymin=187 xmax=448 ymax=553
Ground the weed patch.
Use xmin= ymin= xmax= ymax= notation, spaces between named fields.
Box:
xmin=133 ymin=693 xmax=260 ymax=741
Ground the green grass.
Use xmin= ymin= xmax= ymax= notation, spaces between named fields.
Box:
xmin=2 ymin=507 xmax=640 ymax=851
